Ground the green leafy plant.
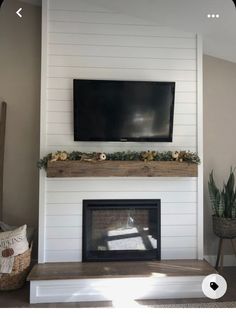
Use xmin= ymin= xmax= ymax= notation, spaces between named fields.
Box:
xmin=208 ymin=169 xmax=236 ymax=218
xmin=37 ymin=150 xmax=200 ymax=170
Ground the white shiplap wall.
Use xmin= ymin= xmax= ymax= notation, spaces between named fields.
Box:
xmin=39 ymin=0 xmax=202 ymax=263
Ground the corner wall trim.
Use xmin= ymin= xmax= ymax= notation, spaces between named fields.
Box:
xmin=38 ymin=0 xmax=49 ymax=263
xmin=196 ymin=34 xmax=204 ymax=259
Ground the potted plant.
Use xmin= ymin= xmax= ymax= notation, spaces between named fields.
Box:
xmin=208 ymin=169 xmax=236 ymax=238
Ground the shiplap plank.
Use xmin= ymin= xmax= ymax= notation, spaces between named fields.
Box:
xmin=48 ymin=66 xmax=196 ymax=82
xmin=162 ymin=214 xmax=196 ymax=226
xmin=47 ymin=215 xmax=82 ymax=227
xmin=162 ymin=226 xmax=196 ymax=237
xmin=162 ymin=237 xmax=196 ymax=248
xmin=47 ymin=111 xmax=72 ymax=123
xmin=45 ymin=250 xmax=82 ymax=262
xmin=47 ymin=89 xmax=72 ymax=101
xmin=47 ymin=123 xmax=73 ymax=134
xmin=49 ymin=44 xmax=196 ymax=60
xmin=49 ymin=33 xmax=196 ymax=49
xmin=175 ymin=114 xmax=196 ymax=125
xmin=49 ymin=22 xmax=195 ymax=38
xmin=47 ymin=89 xmax=196 ymax=104
xmin=47 ymin=203 xmax=82 ymax=215
xmin=46 ymin=192 xmax=197 ymax=204
xmin=46 ymin=202 xmax=197 ymax=216
xmin=173 ymin=125 xmax=196 ymax=135
xmin=46 ymin=227 xmax=81 ymax=239
xmin=47 ymin=78 xmax=197 ymax=92
xmin=46 ymin=238 xmax=82 ymax=250
xmin=46 ymin=112 xmax=196 ymax=125
xmin=48 ymin=71 xmax=196 ymax=83
xmin=46 ymin=134 xmax=196 ymax=148
xmin=161 ymin=202 xmax=196 ymax=214
xmin=47 ymin=100 xmax=72 ymax=110
xmin=47 ymin=179 xmax=197 ymax=192
xmin=176 ymin=93 xmax=196 ymax=104
xmin=47 ymin=123 xmax=196 ymax=136
xmin=49 ymin=0 xmax=112 ymax=12
xmin=48 ymin=55 xmax=196 ymax=71
xmin=161 ymin=248 xmax=197 ymax=260
xmin=174 ymin=104 xmax=196 ymax=114
xmin=46 ymin=225 xmax=196 ymax=239
xmin=49 ymin=11 xmax=159 ymax=26
xmin=46 ymin=102 xmax=196 ymax=115
xmin=45 ymin=236 xmax=196 ymax=251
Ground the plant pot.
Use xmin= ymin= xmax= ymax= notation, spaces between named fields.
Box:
xmin=212 ymin=215 xmax=236 ymax=239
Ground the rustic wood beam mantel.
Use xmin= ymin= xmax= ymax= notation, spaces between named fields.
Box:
xmin=47 ymin=160 xmax=198 ymax=178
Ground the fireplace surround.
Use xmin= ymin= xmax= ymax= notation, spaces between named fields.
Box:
xmin=82 ymin=199 xmax=161 ymax=262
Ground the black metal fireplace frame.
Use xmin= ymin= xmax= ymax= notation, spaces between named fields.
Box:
xmin=82 ymin=199 xmax=161 ymax=262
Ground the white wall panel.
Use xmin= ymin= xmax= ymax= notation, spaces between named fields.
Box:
xmin=40 ymin=0 xmax=202 ymax=262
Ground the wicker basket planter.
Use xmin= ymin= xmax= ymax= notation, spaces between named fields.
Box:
xmin=0 ymin=243 xmax=33 ymax=291
xmin=212 ymin=215 xmax=236 ymax=239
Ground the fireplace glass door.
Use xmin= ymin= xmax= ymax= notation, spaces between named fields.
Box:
xmin=82 ymin=200 xmax=160 ymax=261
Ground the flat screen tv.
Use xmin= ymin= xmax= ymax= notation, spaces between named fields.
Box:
xmin=74 ymin=79 xmax=175 ymax=142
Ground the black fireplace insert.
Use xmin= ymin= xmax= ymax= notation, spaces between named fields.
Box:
xmin=82 ymin=199 xmax=161 ymax=262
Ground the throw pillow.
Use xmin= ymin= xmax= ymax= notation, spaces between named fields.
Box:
xmin=0 ymin=225 xmax=29 ymax=258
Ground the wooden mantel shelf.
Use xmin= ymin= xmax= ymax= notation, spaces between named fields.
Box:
xmin=47 ymin=160 xmax=198 ymax=178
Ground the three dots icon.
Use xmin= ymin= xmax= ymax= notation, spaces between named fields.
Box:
xmin=207 ymin=14 xmax=220 ymax=18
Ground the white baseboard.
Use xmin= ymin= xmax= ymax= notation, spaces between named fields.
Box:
xmin=204 ymin=255 xmax=236 ymax=267
xmin=30 ymin=276 xmax=205 ymax=304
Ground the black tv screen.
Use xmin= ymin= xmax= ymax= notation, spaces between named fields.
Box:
xmin=74 ymin=79 xmax=175 ymax=142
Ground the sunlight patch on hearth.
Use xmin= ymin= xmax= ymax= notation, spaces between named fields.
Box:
xmin=151 ymin=273 xmax=167 ymax=277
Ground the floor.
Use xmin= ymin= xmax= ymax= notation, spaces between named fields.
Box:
xmin=0 ymin=267 xmax=236 ymax=308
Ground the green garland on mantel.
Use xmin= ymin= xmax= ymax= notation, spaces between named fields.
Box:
xmin=38 ymin=150 xmax=200 ymax=170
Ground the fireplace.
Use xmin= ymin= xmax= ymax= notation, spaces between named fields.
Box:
xmin=82 ymin=199 xmax=161 ymax=261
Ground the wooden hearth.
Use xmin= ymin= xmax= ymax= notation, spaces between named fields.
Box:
xmin=28 ymin=260 xmax=215 ymax=304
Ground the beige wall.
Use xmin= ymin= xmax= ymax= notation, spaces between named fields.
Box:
xmin=0 ymin=0 xmax=41 ymax=255
xmin=203 ymin=55 xmax=236 ymax=256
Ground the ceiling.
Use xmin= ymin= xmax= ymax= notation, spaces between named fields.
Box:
xmin=19 ymin=0 xmax=236 ymax=63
